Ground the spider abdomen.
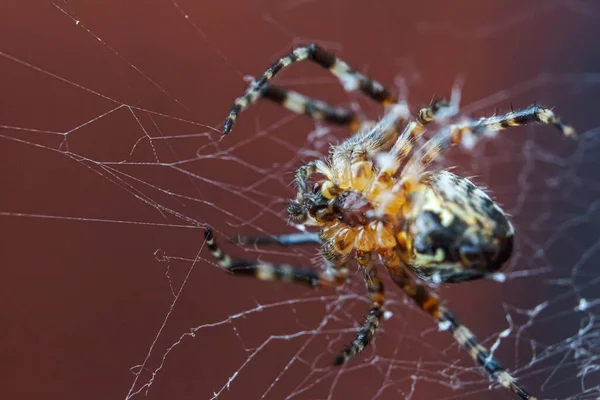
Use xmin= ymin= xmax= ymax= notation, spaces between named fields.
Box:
xmin=402 ymin=170 xmax=514 ymax=283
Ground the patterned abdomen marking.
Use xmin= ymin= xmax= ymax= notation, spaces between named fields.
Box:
xmin=403 ymin=170 xmax=514 ymax=283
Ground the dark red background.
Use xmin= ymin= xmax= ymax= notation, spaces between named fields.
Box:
xmin=1 ymin=1 xmax=599 ymax=399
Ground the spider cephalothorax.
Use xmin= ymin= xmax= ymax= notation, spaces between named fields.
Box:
xmin=205 ymin=44 xmax=575 ymax=400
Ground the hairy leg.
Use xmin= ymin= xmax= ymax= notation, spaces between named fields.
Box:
xmin=333 ymin=251 xmax=385 ymax=365
xmin=262 ymin=85 xmax=361 ymax=129
xmin=379 ymin=248 xmax=537 ymax=400
xmin=378 ymin=98 xmax=455 ymax=177
xmin=223 ymin=44 xmax=397 ymax=133
xmin=407 ymin=105 xmax=575 ymax=173
xmin=204 ymin=227 xmax=346 ymax=288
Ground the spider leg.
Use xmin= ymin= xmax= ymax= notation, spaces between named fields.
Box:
xmin=229 ymin=231 xmax=320 ymax=246
xmin=223 ymin=44 xmax=397 ymax=133
xmin=332 ymin=102 xmax=411 ymax=191
xmin=460 ymin=105 xmax=575 ymax=138
xmin=204 ymin=227 xmax=346 ymax=288
xmin=334 ymin=250 xmax=385 ymax=365
xmin=379 ymin=248 xmax=537 ymax=400
xmin=417 ymin=98 xmax=454 ymax=125
xmin=287 ymin=159 xmax=338 ymax=222
xmin=295 ymin=160 xmax=333 ymax=193
xmin=404 ymin=104 xmax=576 ymax=174
xmin=262 ymin=85 xmax=362 ymax=130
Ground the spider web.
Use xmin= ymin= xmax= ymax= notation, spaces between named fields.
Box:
xmin=1 ymin=1 xmax=599 ymax=399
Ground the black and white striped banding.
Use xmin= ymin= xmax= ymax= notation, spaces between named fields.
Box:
xmin=333 ymin=306 xmax=383 ymax=365
xmin=411 ymin=104 xmax=576 ymax=170
xmin=204 ymin=227 xmax=342 ymax=288
xmin=383 ymin=257 xmax=537 ymax=400
xmin=465 ymin=105 xmax=575 ymax=138
xmin=263 ymin=86 xmax=357 ymax=126
xmin=205 ymin=226 xmax=234 ymax=267
xmin=440 ymin=310 xmax=538 ymax=400
xmin=223 ymin=44 xmax=396 ymax=134
xmin=334 ymin=253 xmax=385 ymax=365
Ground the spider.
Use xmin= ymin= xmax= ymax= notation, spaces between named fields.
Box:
xmin=205 ymin=44 xmax=575 ymax=400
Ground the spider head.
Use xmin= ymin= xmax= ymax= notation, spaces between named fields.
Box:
xmin=288 ymin=180 xmax=349 ymax=225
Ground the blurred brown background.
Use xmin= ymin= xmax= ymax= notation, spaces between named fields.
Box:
xmin=1 ymin=1 xmax=599 ymax=399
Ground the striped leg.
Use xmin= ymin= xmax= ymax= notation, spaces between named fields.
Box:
xmin=263 ymin=85 xmax=360 ymax=129
xmin=439 ymin=311 xmax=537 ymax=400
xmin=447 ymin=105 xmax=576 ymax=145
xmin=294 ymin=160 xmax=333 ymax=193
xmin=223 ymin=43 xmax=397 ymax=134
xmin=380 ymin=249 xmax=537 ymax=400
xmin=407 ymin=104 xmax=576 ymax=173
xmin=333 ymin=251 xmax=385 ymax=365
xmin=204 ymin=227 xmax=346 ymax=288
